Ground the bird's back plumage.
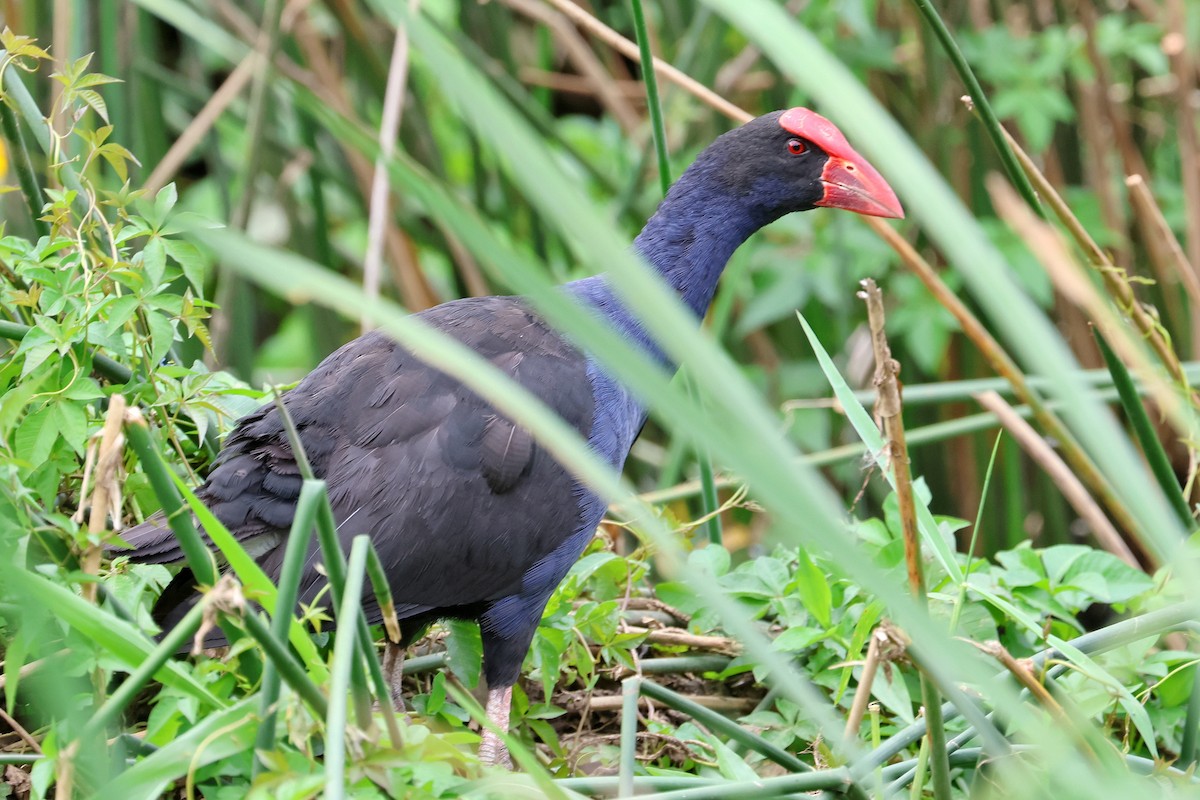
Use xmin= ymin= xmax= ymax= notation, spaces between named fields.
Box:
xmin=121 ymin=296 xmax=597 ymax=673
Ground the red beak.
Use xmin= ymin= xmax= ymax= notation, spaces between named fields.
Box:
xmin=816 ymin=155 xmax=904 ymax=219
xmin=778 ymin=107 xmax=904 ymax=220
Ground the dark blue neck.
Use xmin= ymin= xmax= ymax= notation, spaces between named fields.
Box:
xmin=565 ymin=163 xmax=763 ymax=366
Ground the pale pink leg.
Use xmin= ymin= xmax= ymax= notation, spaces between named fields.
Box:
xmin=382 ymin=642 xmax=406 ymax=711
xmin=477 ymin=685 xmax=513 ymax=768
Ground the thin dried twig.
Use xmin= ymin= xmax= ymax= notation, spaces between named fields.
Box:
xmin=843 ymin=621 xmax=908 ymax=744
xmin=621 ymin=626 xmax=741 ymax=656
xmin=859 ymin=279 xmax=923 ymax=597
xmin=972 ymin=640 xmax=1065 ymax=718
xmin=363 ymin=0 xmax=420 ymax=334
xmin=539 ymin=0 xmax=751 ymax=124
xmin=998 ymin=119 xmax=1197 ymax=405
xmin=0 ymin=705 xmax=40 ymax=754
xmin=975 ymin=391 xmax=1138 ymax=567
xmin=866 ymin=219 xmax=1140 ymax=538
xmin=80 ymin=395 xmax=127 ymax=604
xmin=859 ymin=280 xmax=952 ymax=800
xmin=500 ymin=0 xmax=640 ymax=133
xmin=989 ymin=175 xmax=1193 ymax=466
xmin=1165 ymin=0 xmax=1200 ymax=272
xmin=1126 ymin=174 xmax=1200 ymax=309
xmin=143 ymin=54 xmax=259 ymax=197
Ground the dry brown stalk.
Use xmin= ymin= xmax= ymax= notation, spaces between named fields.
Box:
xmin=1165 ymin=0 xmax=1200 ymax=272
xmin=974 ymin=640 xmax=1064 ymax=718
xmin=622 ymin=626 xmax=741 ymax=656
xmin=1126 ymin=175 xmax=1200 ymax=310
xmin=517 ymin=67 xmax=646 ymax=98
xmin=843 ymin=621 xmax=909 ymax=743
xmin=499 ymin=0 xmax=640 ymax=133
xmin=989 ymin=174 xmax=1193 ymax=455
xmin=81 ymin=394 xmax=127 ymax=605
xmin=1126 ymin=174 xmax=1200 ymax=357
xmin=859 ymin=279 xmax=924 ymax=599
xmin=866 ymin=219 xmax=1139 ymax=538
xmin=999 ymin=122 xmax=1196 ymax=404
xmin=143 ymin=54 xmax=259 ymax=197
xmin=540 ymin=0 xmax=752 ymax=124
xmin=975 ymin=391 xmax=1138 ymax=567
xmin=1077 ymin=1 xmax=1151 ymax=184
xmin=0 ymin=704 xmax=40 ymax=753
xmin=293 ymin=10 xmax=438 ymax=311
xmin=363 ymin=0 xmax=421 ymax=335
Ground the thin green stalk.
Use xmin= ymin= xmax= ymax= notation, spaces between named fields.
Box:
xmin=637 ymin=655 xmax=730 ymax=673
xmin=0 ymin=99 xmax=48 ymax=239
xmin=77 ymin=599 xmax=205 ymax=743
xmin=857 ymin=602 xmax=1200 ymax=772
xmin=312 ymin=488 xmax=373 ymax=729
xmin=0 ymin=47 xmax=91 ymax=222
xmin=907 ymin=733 xmax=930 ymax=800
xmin=213 ymin=0 xmax=285 ymax=375
xmin=1181 ymin=659 xmax=1200 ymax=767
xmin=124 ymin=416 xmax=217 ymax=587
xmin=907 ymin=0 xmax=1042 ymax=216
xmin=840 ymin=362 xmax=1200 ymax=408
xmin=620 ymin=677 xmax=642 ymax=797
xmin=357 ymin=610 xmax=404 ymax=746
xmin=629 ymin=0 xmax=722 ymax=546
xmin=624 ymin=0 xmax=712 ymax=541
xmin=273 ymin=395 xmax=380 ymax=731
xmin=917 ymin=677 xmax=950 ymax=800
xmin=238 ymin=608 xmax=329 ymax=718
xmin=629 ymin=0 xmax=671 ymax=195
xmin=325 ymin=536 xmax=369 ymax=800
xmin=947 ymin=432 xmax=1003 ymax=634
xmin=640 ymin=679 xmax=811 ymax=774
xmin=610 ymin=767 xmax=853 ymax=800
xmin=365 ymin=544 xmax=401 ymax=645
xmin=1094 ymin=328 xmax=1193 ymax=527
xmin=0 ymin=754 xmax=42 ymax=765
xmin=252 ymin=480 xmax=325 ymax=777
xmin=0 ymin=321 xmax=129 ymax=381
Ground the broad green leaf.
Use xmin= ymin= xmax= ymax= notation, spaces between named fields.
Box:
xmin=6 ymin=568 xmax=221 ymax=705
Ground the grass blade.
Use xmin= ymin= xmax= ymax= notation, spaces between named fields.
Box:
xmin=4 ymin=568 xmax=220 ymax=705
xmin=78 ymin=599 xmax=206 ymax=744
xmin=124 ymin=411 xmax=217 ymax=588
xmin=906 ymin=0 xmax=1042 ymax=215
xmin=252 ymin=479 xmax=326 ymax=776
xmin=324 ymin=535 xmax=369 ymax=800
xmin=95 ymin=698 xmax=257 ymax=800
xmin=1093 ymin=327 xmax=1193 ymax=528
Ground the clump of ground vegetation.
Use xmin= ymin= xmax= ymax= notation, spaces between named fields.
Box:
xmin=2 ymin=1 xmax=1200 ymax=798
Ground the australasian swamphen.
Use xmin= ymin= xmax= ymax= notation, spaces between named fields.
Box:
xmin=118 ymin=108 xmax=902 ymax=765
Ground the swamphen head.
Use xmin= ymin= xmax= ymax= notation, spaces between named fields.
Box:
xmin=674 ymin=107 xmax=903 ymax=225
xmin=634 ymin=108 xmax=902 ymax=319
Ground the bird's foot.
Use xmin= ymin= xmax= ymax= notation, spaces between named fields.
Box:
xmin=478 ymin=684 xmax=514 ymax=768
xmin=382 ymin=641 xmax=407 ymax=711
xmin=478 ymin=729 xmax=513 ymax=769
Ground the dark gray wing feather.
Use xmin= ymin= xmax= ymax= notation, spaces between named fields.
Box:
xmin=118 ymin=296 xmax=595 ymax=630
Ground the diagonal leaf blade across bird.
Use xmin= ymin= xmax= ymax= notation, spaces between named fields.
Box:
xmin=118 ymin=109 xmax=902 ymax=766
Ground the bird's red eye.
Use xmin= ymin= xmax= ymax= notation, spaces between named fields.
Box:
xmin=787 ymin=138 xmax=806 ymax=155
